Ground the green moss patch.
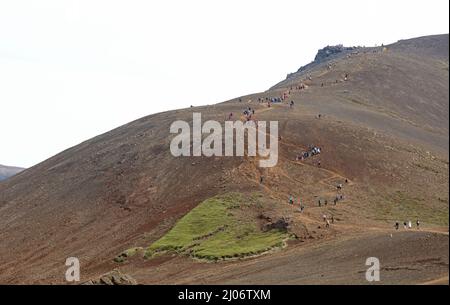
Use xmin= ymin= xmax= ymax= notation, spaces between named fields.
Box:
xmin=144 ymin=193 xmax=290 ymax=261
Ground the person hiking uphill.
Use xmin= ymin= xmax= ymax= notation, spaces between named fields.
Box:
xmin=299 ymin=204 xmax=305 ymax=213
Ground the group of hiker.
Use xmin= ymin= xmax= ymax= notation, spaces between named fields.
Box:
xmin=288 ymin=195 xmax=306 ymax=213
xmin=254 ymin=96 xmax=287 ymax=109
xmin=242 ymin=107 xmax=255 ymax=121
xmin=317 ymin=193 xmax=345 ymax=208
xmin=247 ymin=69 xmax=351 ymax=113
xmin=226 ymin=106 xmax=255 ymax=121
xmin=256 ymin=96 xmax=286 ymax=104
xmin=296 ymin=145 xmax=322 ymax=161
xmin=395 ymin=220 xmax=420 ymax=230
xmin=294 ymin=84 xmax=306 ymax=90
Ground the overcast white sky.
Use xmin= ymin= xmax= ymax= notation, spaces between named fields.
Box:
xmin=0 ymin=0 xmax=448 ymax=168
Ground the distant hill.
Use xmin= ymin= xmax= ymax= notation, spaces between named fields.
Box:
xmin=0 ymin=165 xmax=24 ymax=181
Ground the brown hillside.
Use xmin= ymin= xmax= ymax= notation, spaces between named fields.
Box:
xmin=0 ymin=34 xmax=448 ymax=284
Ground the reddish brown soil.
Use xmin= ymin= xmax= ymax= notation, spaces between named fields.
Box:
xmin=0 ymin=34 xmax=448 ymax=284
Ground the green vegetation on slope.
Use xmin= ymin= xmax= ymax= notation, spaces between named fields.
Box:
xmin=143 ymin=193 xmax=290 ymax=261
xmin=372 ymin=191 xmax=449 ymax=226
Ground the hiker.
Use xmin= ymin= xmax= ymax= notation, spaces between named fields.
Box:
xmin=318 ymin=199 xmax=322 ymax=207
xmin=345 ymin=178 xmax=348 ymax=184
xmin=395 ymin=221 xmax=399 ymax=230
xmin=289 ymin=195 xmax=294 ymax=205
xmin=403 ymin=221 xmax=407 ymax=229
xmin=408 ymin=220 xmax=412 ymax=229
xmin=331 ymin=215 xmax=334 ymax=224
xmin=337 ymin=183 xmax=343 ymax=190
xmin=326 ymin=219 xmax=330 ymax=228
xmin=324 ymin=199 xmax=328 ymax=206
xmin=333 ymin=197 xmax=338 ymax=205
xmin=228 ymin=112 xmax=233 ymax=120
xmin=323 ymin=214 xmax=327 ymax=222
xmin=416 ymin=219 xmax=420 ymax=229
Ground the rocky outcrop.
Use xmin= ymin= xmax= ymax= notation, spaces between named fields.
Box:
xmin=274 ymin=44 xmax=359 ymax=88
xmin=262 ymin=217 xmax=290 ymax=232
xmin=313 ymin=45 xmax=356 ymax=63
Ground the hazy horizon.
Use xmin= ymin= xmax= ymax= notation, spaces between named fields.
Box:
xmin=1 ymin=0 xmax=449 ymax=168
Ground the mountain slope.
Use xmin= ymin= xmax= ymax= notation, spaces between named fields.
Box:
xmin=272 ymin=34 xmax=449 ymax=153
xmin=0 ymin=34 xmax=448 ymax=284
